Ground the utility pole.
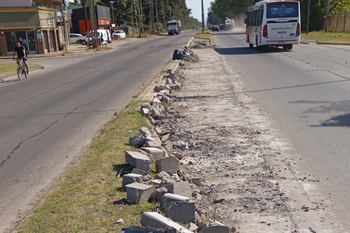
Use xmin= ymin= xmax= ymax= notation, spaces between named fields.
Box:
xmin=201 ymin=0 xmax=205 ymax=33
xmin=82 ymin=0 xmax=89 ymax=34
xmin=155 ymin=0 xmax=159 ymax=33
xmin=60 ymin=1 xmax=68 ymax=50
xmin=139 ymin=0 xmax=143 ymax=37
xmin=306 ymin=0 xmax=310 ymax=35
xmin=131 ymin=0 xmax=134 ymax=29
xmin=155 ymin=0 xmax=159 ymax=24
xmin=325 ymin=0 xmax=330 ymax=33
xmin=109 ymin=1 xmax=115 ymax=25
xmin=89 ymin=0 xmax=98 ymax=48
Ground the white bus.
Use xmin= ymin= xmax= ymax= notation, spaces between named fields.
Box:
xmin=244 ymin=0 xmax=300 ymax=51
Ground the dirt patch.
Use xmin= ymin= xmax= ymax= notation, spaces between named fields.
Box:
xmin=154 ymin=39 xmax=348 ymax=232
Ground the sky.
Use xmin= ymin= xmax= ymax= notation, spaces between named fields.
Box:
xmin=186 ymin=0 xmax=213 ymax=22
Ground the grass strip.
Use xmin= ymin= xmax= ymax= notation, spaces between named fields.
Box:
xmin=302 ymin=31 xmax=350 ymax=43
xmin=15 ymin=101 xmax=157 ymax=233
xmin=195 ymin=30 xmax=213 ymax=40
xmin=0 ymin=63 xmax=44 ymax=76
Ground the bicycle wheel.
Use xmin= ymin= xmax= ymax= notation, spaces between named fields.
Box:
xmin=17 ymin=66 xmax=22 ymax=81
xmin=22 ymin=64 xmax=28 ymax=79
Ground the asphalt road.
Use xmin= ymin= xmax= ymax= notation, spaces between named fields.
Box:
xmin=213 ymin=31 xmax=350 ymax=230
xmin=0 ymin=31 xmax=194 ymax=232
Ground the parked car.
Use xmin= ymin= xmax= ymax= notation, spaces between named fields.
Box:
xmin=212 ymin=25 xmax=220 ymax=32
xmin=113 ymin=30 xmax=126 ymax=39
xmin=70 ymin=33 xmax=86 ymax=44
xmin=105 ymin=29 xmax=112 ymax=43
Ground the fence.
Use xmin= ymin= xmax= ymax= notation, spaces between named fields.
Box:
xmin=327 ymin=12 xmax=350 ymax=32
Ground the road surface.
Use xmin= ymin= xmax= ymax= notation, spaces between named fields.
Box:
xmin=0 ymin=31 xmax=194 ymax=233
xmin=213 ymin=31 xmax=350 ymax=230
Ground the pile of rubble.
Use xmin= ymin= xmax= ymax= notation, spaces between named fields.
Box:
xmin=172 ymin=46 xmax=199 ymax=68
xmin=119 ymin=68 xmax=235 ymax=233
xmin=190 ymin=40 xmax=215 ymax=49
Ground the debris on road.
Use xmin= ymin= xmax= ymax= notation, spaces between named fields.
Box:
xmin=119 ymin=38 xmax=345 ymax=232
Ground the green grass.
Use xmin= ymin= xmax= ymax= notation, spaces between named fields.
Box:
xmin=195 ymin=30 xmax=213 ymax=40
xmin=15 ymin=103 xmax=157 ymax=233
xmin=0 ymin=63 xmax=43 ymax=76
xmin=302 ymin=31 xmax=350 ymax=43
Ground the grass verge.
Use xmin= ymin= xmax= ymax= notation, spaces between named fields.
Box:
xmin=0 ymin=63 xmax=44 ymax=76
xmin=195 ymin=30 xmax=213 ymax=40
xmin=15 ymin=101 xmax=157 ymax=233
xmin=302 ymin=31 xmax=350 ymax=43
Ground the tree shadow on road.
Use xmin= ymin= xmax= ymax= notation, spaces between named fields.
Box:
xmin=311 ymin=113 xmax=350 ymax=127
xmin=292 ymin=100 xmax=350 ymax=127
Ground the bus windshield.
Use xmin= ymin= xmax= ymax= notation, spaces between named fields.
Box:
xmin=266 ymin=3 xmax=298 ymax=18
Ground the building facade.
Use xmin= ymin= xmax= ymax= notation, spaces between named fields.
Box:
xmin=71 ymin=5 xmax=111 ymax=34
xmin=0 ymin=0 xmax=77 ymax=56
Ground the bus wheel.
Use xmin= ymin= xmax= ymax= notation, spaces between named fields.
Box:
xmin=283 ymin=44 xmax=293 ymax=51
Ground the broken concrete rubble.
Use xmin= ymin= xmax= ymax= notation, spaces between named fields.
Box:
xmin=122 ymin=173 xmax=143 ymax=190
xmin=163 ymin=181 xmax=192 ymax=198
xmin=140 ymin=127 xmax=152 ymax=137
xmin=120 ymin=41 xmax=234 ymax=233
xmin=125 ymin=151 xmax=151 ymax=173
xmin=156 ymin=157 xmax=180 ymax=175
xmin=144 ymin=140 xmax=162 ymax=148
xmin=125 ymin=182 xmax=153 ymax=204
xmin=198 ymin=221 xmax=233 ymax=233
xmin=141 ymin=212 xmax=192 ymax=233
xmin=152 ymin=187 xmax=168 ymax=202
xmin=141 ymin=147 xmax=165 ymax=161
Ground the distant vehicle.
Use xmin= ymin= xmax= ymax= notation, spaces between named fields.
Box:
xmin=245 ymin=0 xmax=301 ymax=51
xmin=224 ymin=18 xmax=235 ymax=31
xmin=104 ymin=29 xmax=112 ymax=43
xmin=113 ymin=30 xmax=126 ymax=39
xmin=219 ymin=24 xmax=225 ymax=30
xmin=212 ymin=25 xmax=220 ymax=32
xmin=70 ymin=33 xmax=85 ymax=44
xmin=86 ymin=30 xmax=108 ymax=45
xmin=167 ymin=20 xmax=181 ymax=35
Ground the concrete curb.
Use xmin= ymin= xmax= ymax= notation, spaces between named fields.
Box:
xmin=317 ymin=41 xmax=350 ymax=46
xmin=301 ymin=40 xmax=350 ymax=46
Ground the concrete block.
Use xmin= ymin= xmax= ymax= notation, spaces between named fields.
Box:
xmin=140 ymin=127 xmax=152 ymax=137
xmin=141 ymin=212 xmax=192 ymax=233
xmin=144 ymin=140 xmax=162 ymax=148
xmin=152 ymin=187 xmax=168 ymax=202
xmin=129 ymin=134 xmax=146 ymax=148
xmin=165 ymin=202 xmax=196 ymax=223
xmin=156 ymin=157 xmax=179 ymax=175
xmin=125 ymin=151 xmax=151 ymax=173
xmin=122 ymin=173 xmax=143 ymax=190
xmin=125 ymin=183 xmax=153 ymax=204
xmin=141 ymin=147 xmax=165 ymax=160
xmin=131 ymin=168 xmax=148 ymax=175
xmin=200 ymin=226 xmax=230 ymax=233
xmin=161 ymin=193 xmax=190 ymax=208
xmin=163 ymin=181 xmax=192 ymax=197
xmin=199 ymin=221 xmax=231 ymax=233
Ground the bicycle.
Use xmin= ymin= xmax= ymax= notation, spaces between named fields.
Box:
xmin=15 ymin=57 xmax=28 ymax=81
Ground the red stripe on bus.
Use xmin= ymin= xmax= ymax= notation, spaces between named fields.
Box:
xmin=266 ymin=40 xmax=298 ymax=42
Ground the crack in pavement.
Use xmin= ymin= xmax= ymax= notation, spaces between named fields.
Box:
xmin=0 ymin=84 xmax=121 ymax=169
xmin=0 ymin=119 xmax=59 ymax=169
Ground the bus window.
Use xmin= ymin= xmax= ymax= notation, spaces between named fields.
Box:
xmin=267 ymin=3 xmax=298 ymax=18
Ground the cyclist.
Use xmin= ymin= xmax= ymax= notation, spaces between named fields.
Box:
xmin=12 ymin=42 xmax=28 ymax=74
